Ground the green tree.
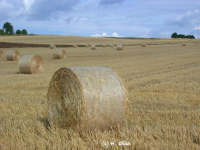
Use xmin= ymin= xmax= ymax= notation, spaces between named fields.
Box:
xmin=3 ymin=22 xmax=14 ymax=34
xmin=0 ymin=29 xmax=4 ymax=35
xmin=16 ymin=30 xmax=21 ymax=35
xmin=171 ymin=32 xmax=177 ymax=38
xmin=21 ymin=29 xmax=27 ymax=35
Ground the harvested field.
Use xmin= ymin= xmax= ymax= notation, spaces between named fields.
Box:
xmin=0 ymin=36 xmax=200 ymax=149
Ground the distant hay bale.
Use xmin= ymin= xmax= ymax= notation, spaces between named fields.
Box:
xmin=50 ymin=44 xmax=56 ymax=49
xmin=171 ymin=42 xmax=174 ymax=45
xmin=141 ymin=43 xmax=146 ymax=47
xmin=91 ymin=44 xmax=96 ymax=50
xmin=116 ymin=44 xmax=124 ymax=50
xmin=18 ymin=55 xmax=44 ymax=74
xmin=85 ymin=44 xmax=90 ymax=47
xmin=182 ymin=42 xmax=187 ymax=46
xmin=6 ymin=50 xmax=20 ymax=61
xmin=195 ymin=41 xmax=198 ymax=44
xmin=103 ymin=44 xmax=106 ymax=47
xmin=0 ymin=50 xmax=3 ymax=58
xmin=47 ymin=67 xmax=128 ymax=131
xmin=73 ymin=44 xmax=78 ymax=48
xmin=53 ymin=49 xmax=66 ymax=59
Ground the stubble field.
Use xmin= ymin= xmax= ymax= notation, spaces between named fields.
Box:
xmin=0 ymin=36 xmax=200 ymax=149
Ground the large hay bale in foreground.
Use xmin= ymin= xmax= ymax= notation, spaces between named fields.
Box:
xmin=141 ymin=43 xmax=146 ymax=47
xmin=6 ymin=50 xmax=20 ymax=61
xmin=53 ymin=49 xmax=66 ymax=59
xmin=18 ymin=55 xmax=44 ymax=74
xmin=47 ymin=67 xmax=128 ymax=131
xmin=0 ymin=50 xmax=3 ymax=58
xmin=50 ymin=44 xmax=56 ymax=49
xmin=116 ymin=44 xmax=124 ymax=50
xmin=91 ymin=44 xmax=96 ymax=50
xmin=182 ymin=42 xmax=187 ymax=46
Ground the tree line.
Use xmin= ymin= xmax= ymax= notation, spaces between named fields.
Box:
xmin=171 ymin=32 xmax=195 ymax=39
xmin=0 ymin=22 xmax=28 ymax=35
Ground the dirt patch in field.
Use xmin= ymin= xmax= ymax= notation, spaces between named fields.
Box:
xmin=0 ymin=42 xmax=87 ymax=48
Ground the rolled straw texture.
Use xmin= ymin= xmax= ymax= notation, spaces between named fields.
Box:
xmin=0 ymin=50 xmax=3 ymax=58
xmin=73 ymin=44 xmax=78 ymax=48
xmin=47 ymin=67 xmax=128 ymax=131
xmin=18 ymin=55 xmax=44 ymax=74
xmin=182 ymin=42 xmax=187 ymax=46
xmin=116 ymin=44 xmax=124 ymax=50
xmin=91 ymin=44 xmax=96 ymax=50
xmin=141 ymin=43 xmax=146 ymax=47
xmin=53 ymin=49 xmax=66 ymax=59
xmin=50 ymin=44 xmax=56 ymax=49
xmin=6 ymin=50 xmax=20 ymax=61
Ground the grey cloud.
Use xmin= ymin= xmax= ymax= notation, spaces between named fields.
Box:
xmin=65 ymin=17 xmax=74 ymax=24
xmin=27 ymin=0 xmax=80 ymax=21
xmin=99 ymin=0 xmax=125 ymax=5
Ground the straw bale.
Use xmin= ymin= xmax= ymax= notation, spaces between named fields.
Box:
xmin=182 ymin=42 xmax=187 ymax=46
xmin=85 ymin=44 xmax=90 ymax=47
xmin=6 ymin=50 xmax=20 ymax=61
xmin=116 ymin=44 xmax=124 ymax=50
xmin=18 ymin=55 xmax=44 ymax=74
xmin=73 ymin=44 xmax=78 ymax=48
xmin=195 ymin=41 xmax=198 ymax=44
xmin=50 ymin=44 xmax=56 ymax=49
xmin=47 ymin=67 xmax=128 ymax=131
xmin=91 ymin=44 xmax=96 ymax=50
xmin=0 ymin=50 xmax=3 ymax=58
xmin=53 ymin=49 xmax=66 ymax=59
xmin=141 ymin=43 xmax=146 ymax=47
xmin=103 ymin=44 xmax=106 ymax=47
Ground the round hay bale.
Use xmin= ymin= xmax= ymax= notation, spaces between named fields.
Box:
xmin=195 ymin=41 xmax=198 ymax=44
xmin=73 ymin=44 xmax=78 ymax=48
xmin=0 ymin=50 xmax=3 ymax=58
xmin=18 ymin=55 xmax=44 ymax=74
xmin=116 ymin=44 xmax=124 ymax=50
xmin=53 ymin=49 xmax=66 ymax=59
xmin=141 ymin=43 xmax=146 ymax=47
xmin=182 ymin=42 xmax=187 ymax=46
xmin=91 ymin=44 xmax=96 ymax=50
xmin=103 ymin=44 xmax=106 ymax=47
xmin=47 ymin=67 xmax=128 ymax=131
xmin=50 ymin=44 xmax=56 ymax=49
xmin=6 ymin=50 xmax=20 ymax=61
xmin=85 ymin=44 xmax=90 ymax=47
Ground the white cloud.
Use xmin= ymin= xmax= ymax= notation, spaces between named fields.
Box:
xmin=91 ymin=34 xmax=102 ymax=37
xmin=91 ymin=32 xmax=122 ymax=37
xmin=23 ymin=0 xmax=34 ymax=12
xmin=167 ymin=9 xmax=200 ymax=27
xmin=112 ymin=32 xmax=120 ymax=37
xmin=102 ymin=32 xmax=108 ymax=37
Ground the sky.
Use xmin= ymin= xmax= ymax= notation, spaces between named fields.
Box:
xmin=0 ymin=0 xmax=200 ymax=38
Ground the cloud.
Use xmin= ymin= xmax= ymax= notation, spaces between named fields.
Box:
xmin=112 ymin=32 xmax=121 ymax=37
xmin=102 ymin=32 xmax=108 ymax=37
xmin=24 ymin=0 xmax=80 ymax=21
xmin=65 ymin=16 xmax=74 ymax=24
xmin=99 ymin=0 xmax=125 ymax=5
xmin=91 ymin=33 xmax=102 ymax=37
xmin=167 ymin=10 xmax=200 ymax=27
xmin=91 ymin=32 xmax=122 ymax=37
xmin=0 ymin=0 xmax=14 ymax=20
